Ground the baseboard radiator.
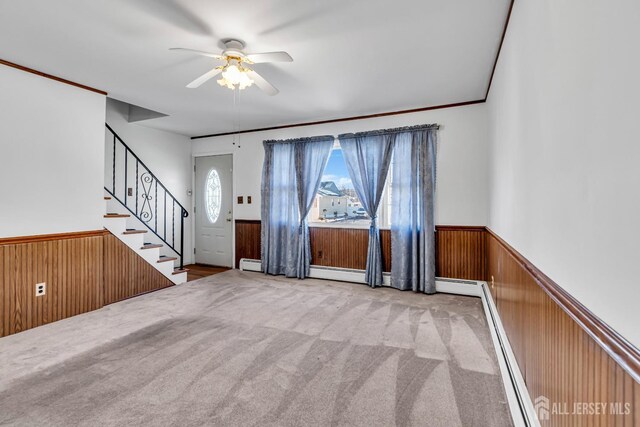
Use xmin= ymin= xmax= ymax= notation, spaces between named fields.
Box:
xmin=239 ymin=258 xmax=479 ymax=296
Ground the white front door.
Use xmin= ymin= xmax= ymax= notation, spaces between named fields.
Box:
xmin=195 ymin=155 xmax=233 ymax=267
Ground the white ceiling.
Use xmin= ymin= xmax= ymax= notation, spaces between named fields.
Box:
xmin=0 ymin=0 xmax=511 ymax=137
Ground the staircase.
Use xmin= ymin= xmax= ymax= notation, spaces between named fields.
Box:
xmin=103 ymin=124 xmax=188 ymax=285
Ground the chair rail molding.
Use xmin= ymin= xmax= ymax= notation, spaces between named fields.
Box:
xmin=486 ymin=227 xmax=640 ymax=383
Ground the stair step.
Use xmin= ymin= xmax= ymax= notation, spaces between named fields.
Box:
xmin=104 ymin=213 xmax=130 ymax=218
xmin=141 ymin=243 xmax=163 ymax=250
xmin=157 ymin=256 xmax=177 ymax=263
xmin=104 ymin=196 xmax=112 ymax=200
xmin=123 ymin=229 xmax=147 ymax=235
xmin=172 ymin=268 xmax=189 ymax=275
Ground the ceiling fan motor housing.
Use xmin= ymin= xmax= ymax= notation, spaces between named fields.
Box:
xmin=222 ymin=39 xmax=246 ymax=58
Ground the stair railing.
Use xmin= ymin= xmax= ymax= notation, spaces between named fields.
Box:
xmin=105 ymin=123 xmax=188 ymax=268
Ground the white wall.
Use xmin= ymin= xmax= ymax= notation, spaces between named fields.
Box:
xmin=0 ymin=65 xmax=106 ymax=237
xmin=192 ymin=103 xmax=490 ymax=225
xmin=106 ymin=99 xmax=193 ymax=263
xmin=487 ymin=0 xmax=640 ymax=347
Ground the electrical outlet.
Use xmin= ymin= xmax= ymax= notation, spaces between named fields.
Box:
xmin=128 ymin=188 xmax=133 ymax=196
xmin=247 ymin=196 xmax=252 ymax=204
xmin=35 ymin=282 xmax=46 ymax=297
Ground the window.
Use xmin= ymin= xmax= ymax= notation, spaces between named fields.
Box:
xmin=205 ymin=168 xmax=221 ymax=223
xmin=309 ymin=141 xmax=392 ymax=228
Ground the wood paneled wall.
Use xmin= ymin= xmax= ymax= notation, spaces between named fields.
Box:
xmin=235 ymin=220 xmax=484 ymax=279
xmin=435 ymin=225 xmax=486 ymax=280
xmin=103 ymin=234 xmax=173 ymax=304
xmin=309 ymin=227 xmax=392 ymax=272
xmin=309 ymin=227 xmax=368 ymax=270
xmin=487 ymin=229 xmax=640 ymax=426
xmin=0 ymin=230 xmax=173 ymax=338
xmin=235 ymin=220 xmax=262 ymax=269
xmin=0 ymin=231 xmax=105 ymax=337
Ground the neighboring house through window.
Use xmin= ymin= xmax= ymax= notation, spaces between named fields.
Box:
xmin=309 ymin=140 xmax=392 ymax=228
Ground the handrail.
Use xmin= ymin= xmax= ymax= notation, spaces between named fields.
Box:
xmin=105 ymin=124 xmax=188 ymax=213
xmin=105 ymin=123 xmax=188 ymax=268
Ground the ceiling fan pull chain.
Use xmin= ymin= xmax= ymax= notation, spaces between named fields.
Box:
xmin=232 ymin=88 xmax=237 ymax=146
xmin=236 ymin=87 xmax=241 ymax=148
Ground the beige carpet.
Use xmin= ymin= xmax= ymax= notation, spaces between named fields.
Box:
xmin=0 ymin=270 xmax=512 ymax=426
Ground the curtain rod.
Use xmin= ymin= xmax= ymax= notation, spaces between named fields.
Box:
xmin=263 ymin=135 xmax=334 ymax=145
xmin=264 ymin=124 xmax=440 ymax=144
xmin=338 ymin=123 xmax=440 ymax=139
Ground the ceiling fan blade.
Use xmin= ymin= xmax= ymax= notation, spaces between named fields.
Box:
xmin=246 ymin=70 xmax=279 ymax=95
xmin=170 ymin=48 xmax=223 ymax=60
xmin=130 ymin=1 xmax=214 ymax=37
xmin=186 ymin=68 xmax=222 ymax=88
xmin=245 ymin=51 xmax=293 ymax=63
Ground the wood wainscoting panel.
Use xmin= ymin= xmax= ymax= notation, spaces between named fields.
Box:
xmin=380 ymin=229 xmax=392 ymax=272
xmin=487 ymin=229 xmax=640 ymax=426
xmin=102 ymin=233 xmax=173 ymax=304
xmin=235 ymin=221 xmax=481 ymax=277
xmin=0 ymin=232 xmax=104 ymax=338
xmin=436 ymin=226 xmax=486 ymax=280
xmin=309 ymin=227 xmax=392 ymax=272
xmin=309 ymin=227 xmax=370 ymax=271
xmin=235 ymin=220 xmax=262 ymax=268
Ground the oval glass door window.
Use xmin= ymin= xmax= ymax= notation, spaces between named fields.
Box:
xmin=205 ymin=169 xmax=221 ymax=223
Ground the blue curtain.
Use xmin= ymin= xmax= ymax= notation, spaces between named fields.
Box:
xmin=338 ymin=132 xmax=394 ymax=287
xmin=261 ymin=141 xmax=298 ymax=277
xmin=294 ymin=139 xmax=334 ymax=278
xmin=390 ymin=127 xmax=437 ymax=293
xmin=261 ymin=136 xmax=333 ymax=278
xmin=262 ymin=125 xmax=438 ymax=292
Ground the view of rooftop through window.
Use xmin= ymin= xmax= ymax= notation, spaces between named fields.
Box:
xmin=309 ymin=142 xmax=391 ymax=227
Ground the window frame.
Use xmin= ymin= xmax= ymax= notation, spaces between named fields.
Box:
xmin=204 ymin=168 xmax=222 ymax=224
xmin=308 ymin=142 xmax=392 ymax=230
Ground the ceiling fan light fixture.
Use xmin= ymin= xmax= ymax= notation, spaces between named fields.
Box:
xmin=217 ymin=77 xmax=236 ymax=90
xmin=237 ymin=72 xmax=254 ymax=90
xmin=217 ymin=61 xmax=254 ymax=91
xmin=172 ymin=41 xmax=289 ymax=95
xmin=222 ymin=63 xmax=241 ymax=82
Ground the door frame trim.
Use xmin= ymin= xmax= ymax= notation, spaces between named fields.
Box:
xmin=192 ymin=151 xmax=236 ymax=268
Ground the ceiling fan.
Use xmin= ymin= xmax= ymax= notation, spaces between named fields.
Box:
xmin=170 ymin=39 xmax=292 ymax=95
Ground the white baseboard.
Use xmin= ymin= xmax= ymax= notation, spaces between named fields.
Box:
xmin=479 ymin=281 xmax=539 ymax=426
xmin=239 ymin=258 xmax=538 ymax=426
xmin=240 ymin=259 xmax=478 ymax=294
